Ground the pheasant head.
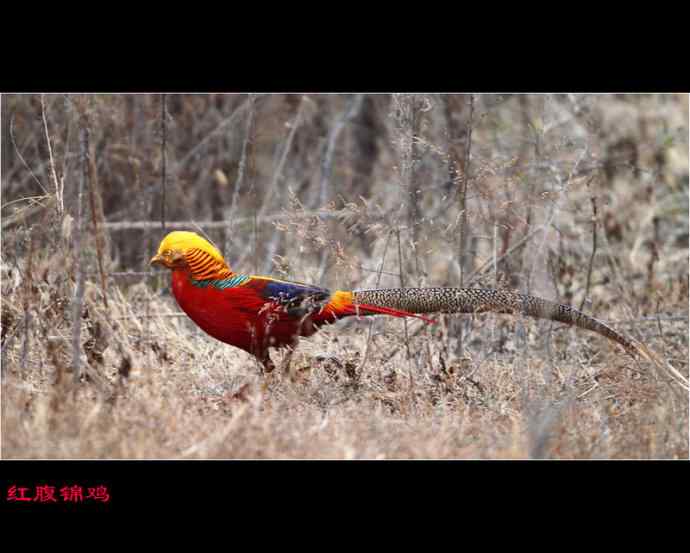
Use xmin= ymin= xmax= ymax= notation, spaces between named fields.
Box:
xmin=150 ymin=231 xmax=232 ymax=280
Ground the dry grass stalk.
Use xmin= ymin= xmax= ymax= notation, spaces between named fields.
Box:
xmin=160 ymin=93 xmax=168 ymax=231
xmin=40 ymin=94 xmax=64 ymax=217
xmin=69 ymin=110 xmax=90 ymax=384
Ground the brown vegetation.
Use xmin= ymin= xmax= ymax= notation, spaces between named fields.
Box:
xmin=1 ymin=93 xmax=688 ymax=459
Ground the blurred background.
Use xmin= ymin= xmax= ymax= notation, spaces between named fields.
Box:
xmin=3 ymin=94 xmax=687 ymax=297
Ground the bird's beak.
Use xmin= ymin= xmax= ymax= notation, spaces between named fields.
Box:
xmin=150 ymin=254 xmax=164 ymax=267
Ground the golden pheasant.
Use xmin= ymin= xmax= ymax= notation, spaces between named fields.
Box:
xmin=151 ymin=230 xmax=644 ymax=372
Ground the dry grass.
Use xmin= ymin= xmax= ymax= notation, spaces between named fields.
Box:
xmin=1 ymin=93 xmax=688 ymax=459
xmin=2 ymin=280 xmax=687 ymax=459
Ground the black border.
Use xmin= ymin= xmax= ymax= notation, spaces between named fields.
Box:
xmin=1 ymin=459 xmax=688 ymax=518
xmin=5 ymin=5 xmax=689 ymax=92
xmin=3 ymin=39 xmax=689 ymax=93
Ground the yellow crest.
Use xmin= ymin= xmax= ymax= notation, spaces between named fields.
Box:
xmin=156 ymin=231 xmax=224 ymax=259
xmin=151 ymin=231 xmax=229 ymax=274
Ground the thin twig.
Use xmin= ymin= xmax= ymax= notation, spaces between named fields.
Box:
xmin=579 ymin=176 xmax=598 ymax=312
xmin=89 ymin=262 xmax=404 ymax=280
xmin=175 ymin=97 xmax=253 ymax=174
xmin=653 ymin=296 xmax=671 ymax=354
xmin=71 ymin=117 xmax=89 ymax=384
xmin=20 ymin=228 xmax=36 ymax=375
xmin=319 ymin=94 xmax=364 ymax=207
xmin=259 ymin=95 xmax=307 ymax=220
xmin=228 ymin=94 xmax=255 ymax=226
xmin=357 ymin=230 xmax=394 ymax=375
xmin=59 ymin=95 xmax=72 ymax=205
xmin=314 ymin=95 xmax=365 ymax=282
xmin=245 ymin=102 xmax=259 ymax=276
xmin=1 ymin=195 xmax=55 ymax=230
xmin=458 ymin=94 xmax=474 ymax=286
xmin=102 ymin=213 xmax=342 ymax=231
xmin=9 ymin=114 xmax=47 ymax=196
xmin=160 ymin=93 xmax=167 ymax=231
xmin=86 ymin=121 xmax=109 ymax=310
xmin=41 ymin=94 xmax=63 ymax=216
xmin=456 ymin=95 xmax=474 ymax=356
xmin=223 ymin=94 xmax=255 ymax=254
xmin=465 ymin=224 xmax=545 ymax=286
xmin=261 ymin=96 xmax=309 ymax=272
xmin=396 ymin=228 xmax=411 ymax=362
xmin=524 ymin=166 xmax=577 ymax=307
xmin=95 ymin=271 xmax=155 ymax=278
xmin=491 ymin=221 xmax=498 ymax=349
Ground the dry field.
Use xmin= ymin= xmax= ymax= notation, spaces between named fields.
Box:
xmin=1 ymin=93 xmax=688 ymax=459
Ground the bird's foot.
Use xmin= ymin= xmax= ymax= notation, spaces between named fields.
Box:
xmin=313 ymin=352 xmax=346 ymax=381
xmin=260 ymin=356 xmax=276 ymax=374
xmin=314 ymin=352 xmax=344 ymax=368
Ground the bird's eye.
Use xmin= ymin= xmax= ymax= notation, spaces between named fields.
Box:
xmin=163 ymin=249 xmax=171 ymax=257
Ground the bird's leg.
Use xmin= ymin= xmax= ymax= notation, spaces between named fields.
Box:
xmin=263 ymin=358 xmax=276 ymax=373
xmin=256 ymin=351 xmax=276 ymax=374
xmin=279 ymin=347 xmax=296 ymax=375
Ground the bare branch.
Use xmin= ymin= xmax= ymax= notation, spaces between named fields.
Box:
xmin=71 ymin=113 xmax=89 ymax=384
xmin=318 ymin=94 xmax=364 ymax=207
xmin=160 ymin=94 xmax=168 ymax=231
xmin=579 ymin=176 xmax=599 ymax=312
xmin=40 ymin=95 xmax=64 ymax=217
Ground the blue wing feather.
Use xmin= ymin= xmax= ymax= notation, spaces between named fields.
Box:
xmin=244 ymin=277 xmax=332 ymax=317
xmin=260 ymin=278 xmax=330 ymax=303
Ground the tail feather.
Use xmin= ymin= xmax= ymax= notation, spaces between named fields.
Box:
xmin=353 ymin=287 xmax=639 ymax=356
xmin=328 ymin=287 xmax=688 ymax=390
xmin=344 ymin=302 xmax=436 ymax=324
xmin=325 ymin=290 xmax=435 ymax=324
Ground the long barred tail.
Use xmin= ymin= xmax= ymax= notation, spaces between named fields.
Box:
xmin=352 ymin=287 xmax=640 ymax=356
